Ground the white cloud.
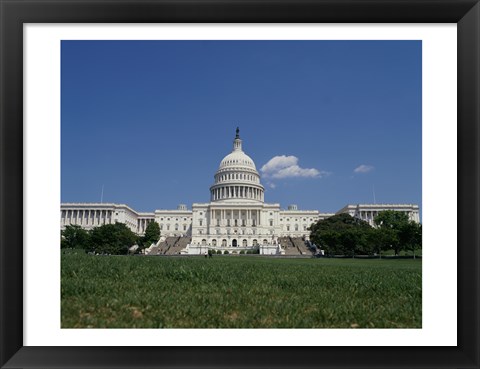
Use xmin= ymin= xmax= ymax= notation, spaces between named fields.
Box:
xmin=268 ymin=182 xmax=276 ymax=189
xmin=261 ymin=155 xmax=326 ymax=179
xmin=354 ymin=164 xmax=374 ymax=174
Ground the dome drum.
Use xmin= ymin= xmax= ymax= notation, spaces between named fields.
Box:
xmin=210 ymin=184 xmax=264 ymax=202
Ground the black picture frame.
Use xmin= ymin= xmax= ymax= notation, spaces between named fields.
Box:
xmin=1 ymin=1 xmax=479 ymax=368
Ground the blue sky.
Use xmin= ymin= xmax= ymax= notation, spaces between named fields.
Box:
xmin=61 ymin=40 xmax=421 ymax=213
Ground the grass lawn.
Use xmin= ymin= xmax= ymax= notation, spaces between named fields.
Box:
xmin=61 ymin=252 xmax=422 ymax=328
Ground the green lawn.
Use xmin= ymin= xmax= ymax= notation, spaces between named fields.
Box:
xmin=61 ymin=252 xmax=422 ymax=328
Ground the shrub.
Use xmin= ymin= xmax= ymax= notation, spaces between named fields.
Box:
xmin=223 ymin=250 xmax=229 ymax=255
xmin=239 ymin=250 xmax=245 ymax=254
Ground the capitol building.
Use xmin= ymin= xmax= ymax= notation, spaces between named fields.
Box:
xmin=61 ymin=128 xmax=420 ymax=255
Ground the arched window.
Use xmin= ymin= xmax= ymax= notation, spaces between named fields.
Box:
xmin=263 ymin=239 xmax=268 ymax=245
xmin=222 ymin=239 xmax=227 ymax=246
xmin=242 ymin=239 xmax=247 ymax=247
xmin=201 ymin=239 xmax=207 ymax=246
xmin=175 ymin=224 xmax=179 ymax=231
xmin=253 ymin=239 xmax=258 ymax=246
xmin=160 ymin=224 xmax=163 ymax=230
xmin=295 ymin=224 xmax=298 ymax=231
xmin=212 ymin=239 xmax=217 ymax=246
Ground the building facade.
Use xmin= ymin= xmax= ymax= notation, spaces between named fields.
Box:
xmin=60 ymin=128 xmax=420 ymax=255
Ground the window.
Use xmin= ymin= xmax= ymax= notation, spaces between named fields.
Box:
xmin=253 ymin=239 xmax=258 ymax=246
xmin=222 ymin=239 xmax=227 ymax=246
xmin=287 ymin=226 xmax=290 ymax=231
xmin=243 ymin=239 xmax=247 ymax=247
xmin=212 ymin=239 xmax=217 ymax=246
xmin=234 ymin=219 xmax=238 ymax=226
xmin=269 ymin=220 xmax=273 ymax=226
xmin=199 ymin=220 xmax=203 ymax=226
xmin=263 ymin=239 xmax=268 ymax=245
xmin=295 ymin=224 xmax=299 ymax=231
xmin=183 ymin=225 xmax=187 ymax=231
xmin=201 ymin=239 xmax=207 ymax=246
xmin=167 ymin=225 xmax=170 ymax=230
xmin=175 ymin=224 xmax=179 ymax=231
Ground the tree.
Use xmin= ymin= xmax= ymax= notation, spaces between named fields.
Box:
xmin=309 ymin=214 xmax=374 ymax=256
xmin=89 ymin=223 xmax=137 ymax=255
xmin=371 ymin=226 xmax=398 ymax=256
xmin=61 ymin=225 xmax=90 ymax=249
xmin=399 ymin=221 xmax=422 ymax=258
xmin=374 ymin=210 xmax=410 ymax=229
xmin=142 ymin=221 xmax=160 ymax=247
xmin=374 ymin=211 xmax=411 ymax=255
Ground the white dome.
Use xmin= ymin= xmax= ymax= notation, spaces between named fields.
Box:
xmin=219 ymin=151 xmax=256 ymax=170
xmin=209 ymin=128 xmax=265 ymax=203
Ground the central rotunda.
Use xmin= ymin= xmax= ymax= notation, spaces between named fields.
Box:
xmin=209 ymin=127 xmax=265 ymax=203
xmin=186 ymin=128 xmax=320 ymax=255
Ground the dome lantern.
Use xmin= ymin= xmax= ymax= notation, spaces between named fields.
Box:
xmin=233 ymin=126 xmax=242 ymax=152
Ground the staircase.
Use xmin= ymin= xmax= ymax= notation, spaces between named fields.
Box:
xmin=165 ymin=236 xmax=191 ymax=255
xmin=279 ymin=237 xmax=299 ymax=255
xmin=278 ymin=237 xmax=313 ymax=256
xmin=290 ymin=237 xmax=312 ymax=255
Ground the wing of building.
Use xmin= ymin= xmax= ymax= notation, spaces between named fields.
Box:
xmin=61 ymin=128 xmax=420 ymax=255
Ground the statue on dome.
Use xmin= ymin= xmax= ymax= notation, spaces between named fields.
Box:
xmin=235 ymin=127 xmax=240 ymax=138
